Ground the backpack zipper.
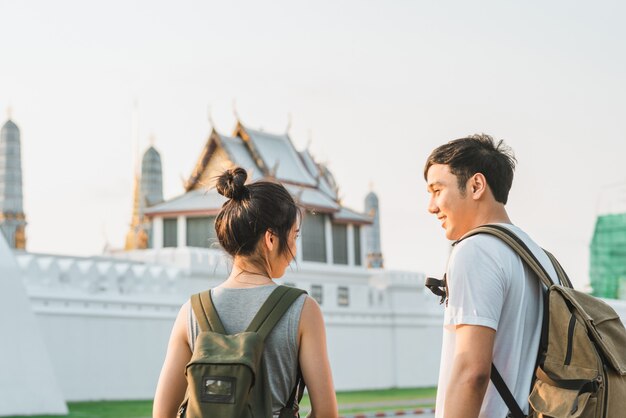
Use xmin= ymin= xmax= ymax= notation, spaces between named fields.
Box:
xmin=564 ymin=313 xmax=576 ymax=365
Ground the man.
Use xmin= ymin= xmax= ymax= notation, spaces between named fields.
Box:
xmin=424 ymin=134 xmax=558 ymax=418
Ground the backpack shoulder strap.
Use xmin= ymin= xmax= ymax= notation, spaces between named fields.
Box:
xmin=190 ymin=290 xmax=227 ymax=334
xmin=246 ymin=285 xmax=307 ymax=341
xmin=490 ymin=364 xmax=526 ymax=418
xmin=279 ymin=367 xmax=306 ymax=417
xmin=457 ymin=224 xmax=559 ymax=289
xmin=544 ymin=250 xmax=574 ymax=288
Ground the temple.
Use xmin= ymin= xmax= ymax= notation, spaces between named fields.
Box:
xmin=125 ymin=120 xmax=384 ymax=268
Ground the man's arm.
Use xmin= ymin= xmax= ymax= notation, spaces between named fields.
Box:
xmin=443 ymin=324 xmax=495 ymax=418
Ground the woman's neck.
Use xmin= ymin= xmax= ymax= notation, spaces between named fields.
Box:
xmin=222 ymin=265 xmax=275 ymax=288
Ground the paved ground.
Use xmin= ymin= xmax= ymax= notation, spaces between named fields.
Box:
xmin=339 ymin=409 xmax=435 ymax=418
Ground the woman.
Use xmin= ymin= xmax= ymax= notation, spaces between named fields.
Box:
xmin=153 ymin=167 xmax=338 ymax=418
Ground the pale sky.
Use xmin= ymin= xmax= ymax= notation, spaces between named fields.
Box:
xmin=2 ymin=0 xmax=626 ymax=288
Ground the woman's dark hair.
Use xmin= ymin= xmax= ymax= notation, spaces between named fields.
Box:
xmin=214 ymin=167 xmax=299 ymax=264
xmin=423 ymin=134 xmax=516 ymax=204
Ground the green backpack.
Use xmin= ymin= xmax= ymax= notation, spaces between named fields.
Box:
xmin=177 ymin=285 xmax=307 ymax=418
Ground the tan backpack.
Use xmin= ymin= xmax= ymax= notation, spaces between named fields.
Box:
xmin=427 ymin=224 xmax=626 ymax=418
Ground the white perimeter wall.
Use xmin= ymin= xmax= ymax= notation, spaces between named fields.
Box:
xmin=15 ymin=249 xmax=626 ymax=402
xmin=28 ymin=288 xmax=626 ymax=401
xmin=30 ymin=293 xmax=182 ymax=401
xmin=29 ymin=289 xmax=443 ymax=400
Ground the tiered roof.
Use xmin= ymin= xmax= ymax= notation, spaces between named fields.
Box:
xmin=146 ymin=121 xmax=371 ymax=224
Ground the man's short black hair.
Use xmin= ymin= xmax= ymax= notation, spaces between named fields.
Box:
xmin=424 ymin=134 xmax=517 ymax=204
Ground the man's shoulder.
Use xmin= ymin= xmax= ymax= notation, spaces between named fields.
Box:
xmin=453 ymin=230 xmax=510 ymax=256
xmin=454 ymin=224 xmax=534 ymax=253
xmin=450 ymin=225 xmax=532 ymax=272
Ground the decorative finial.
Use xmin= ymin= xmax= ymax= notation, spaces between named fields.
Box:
xmin=232 ymin=99 xmax=240 ymax=120
xmin=306 ymin=129 xmax=313 ymax=150
xmin=295 ymin=189 xmax=304 ymax=204
xmin=270 ymin=161 xmax=280 ymax=178
xmin=207 ymin=105 xmax=214 ymax=127
xmin=6 ymin=105 xmax=13 ymax=120
xmin=132 ymin=100 xmax=140 ymax=177
xmin=369 ymin=181 xmax=374 ymax=192
xmin=149 ymin=133 xmax=156 ymax=147
xmin=286 ymin=112 xmax=292 ymax=134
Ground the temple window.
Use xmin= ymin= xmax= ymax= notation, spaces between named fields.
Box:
xmin=311 ymin=285 xmax=323 ymax=305
xmin=163 ymin=218 xmax=177 ymax=247
xmin=338 ymin=286 xmax=349 ymax=307
xmin=186 ymin=216 xmax=216 ymax=248
xmin=332 ymin=223 xmax=348 ymax=265
xmin=302 ymin=211 xmax=327 ymax=262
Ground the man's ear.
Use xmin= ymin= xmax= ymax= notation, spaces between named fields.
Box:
xmin=470 ymin=173 xmax=487 ymax=199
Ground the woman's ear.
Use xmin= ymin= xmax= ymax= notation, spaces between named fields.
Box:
xmin=264 ymin=230 xmax=275 ymax=252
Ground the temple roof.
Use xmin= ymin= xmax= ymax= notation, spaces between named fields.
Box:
xmin=298 ymin=149 xmax=337 ymax=199
xmin=236 ymin=124 xmax=318 ymax=187
xmin=333 ymin=207 xmax=374 ymax=224
xmin=150 ymin=121 xmax=371 ymax=224
xmin=283 ymin=184 xmax=340 ymax=212
xmin=219 ymin=134 xmax=263 ymax=181
xmin=145 ymin=189 xmax=227 ymax=216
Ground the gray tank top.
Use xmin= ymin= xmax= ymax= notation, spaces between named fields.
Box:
xmin=187 ymin=284 xmax=307 ymax=415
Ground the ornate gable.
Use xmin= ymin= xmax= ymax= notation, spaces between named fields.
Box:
xmin=186 ymin=130 xmax=235 ymax=191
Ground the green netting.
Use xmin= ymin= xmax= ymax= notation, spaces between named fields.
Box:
xmin=590 ymin=213 xmax=626 ymax=299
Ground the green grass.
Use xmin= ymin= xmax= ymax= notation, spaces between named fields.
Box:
xmin=302 ymin=387 xmax=436 ymax=414
xmin=4 ymin=387 xmax=436 ymax=418
xmin=4 ymin=401 xmax=153 ymax=418
xmin=300 ymin=386 xmax=436 ymax=408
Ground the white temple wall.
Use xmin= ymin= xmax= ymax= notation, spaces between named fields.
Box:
xmin=13 ymin=251 xmax=626 ymax=403
xmin=25 ymin=287 xmax=443 ymax=400
xmin=30 ymin=301 xmax=442 ymax=399
xmin=326 ymin=322 xmax=395 ymax=390
xmin=392 ymin=320 xmax=443 ymax=387
xmin=24 ymin=290 xmax=626 ymax=401
xmin=0 ymin=245 xmax=68 ymax=416
xmin=30 ymin=294 xmax=183 ymax=401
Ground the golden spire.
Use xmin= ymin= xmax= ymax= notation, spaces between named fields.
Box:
xmin=125 ymin=101 xmax=148 ymax=250
xmin=125 ymin=172 xmax=142 ymax=250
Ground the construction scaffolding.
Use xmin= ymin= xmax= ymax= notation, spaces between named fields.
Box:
xmin=590 ymin=213 xmax=626 ymax=299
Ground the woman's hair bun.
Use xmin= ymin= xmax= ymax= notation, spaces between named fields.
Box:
xmin=216 ymin=167 xmax=249 ymax=200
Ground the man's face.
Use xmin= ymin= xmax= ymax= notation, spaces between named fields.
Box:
xmin=426 ymin=164 xmax=475 ymax=240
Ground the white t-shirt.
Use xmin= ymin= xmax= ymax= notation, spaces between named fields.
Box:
xmin=435 ymin=224 xmax=558 ymax=418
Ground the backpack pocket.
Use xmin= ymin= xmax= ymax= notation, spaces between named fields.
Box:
xmin=555 ymin=286 xmax=626 ymax=375
xmin=529 ymin=378 xmax=597 ymax=418
xmin=183 ymin=331 xmax=265 ymax=418
xmin=528 ymin=364 xmax=601 ymax=418
xmin=185 ymin=363 xmax=255 ymax=417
